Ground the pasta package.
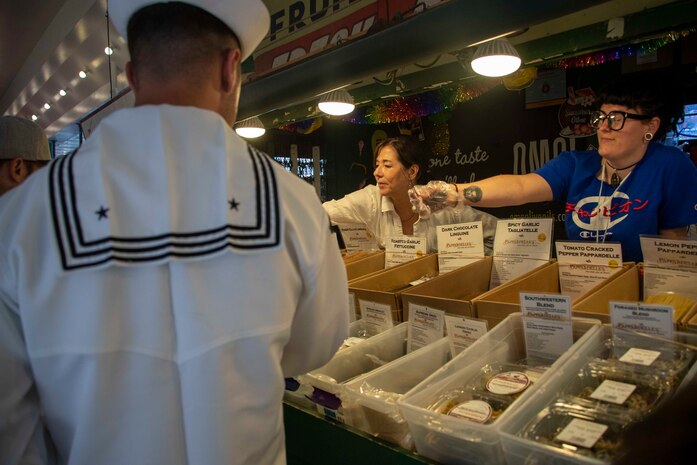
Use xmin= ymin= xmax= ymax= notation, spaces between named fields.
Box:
xmin=644 ymin=292 xmax=696 ymax=321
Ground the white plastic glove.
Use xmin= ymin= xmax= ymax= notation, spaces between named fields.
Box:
xmin=408 ymin=180 xmax=462 ymax=219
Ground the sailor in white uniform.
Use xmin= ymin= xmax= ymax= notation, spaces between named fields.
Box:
xmin=0 ymin=1 xmax=349 ymax=464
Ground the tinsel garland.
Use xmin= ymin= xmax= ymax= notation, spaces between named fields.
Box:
xmin=551 ymin=30 xmax=693 ymax=69
xmin=278 ymin=30 xmax=694 ymax=132
xmin=346 ymin=80 xmax=499 ymax=124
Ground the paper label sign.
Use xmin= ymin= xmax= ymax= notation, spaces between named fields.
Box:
xmin=590 ymin=380 xmax=637 ymax=405
xmin=610 ymin=301 xmax=674 ymax=339
xmin=445 ymin=315 xmax=488 ymax=356
xmin=618 ymin=347 xmax=661 ymax=366
xmin=385 ymin=235 xmax=427 ymax=267
xmin=489 ymin=257 xmax=547 ymax=288
xmin=492 ymin=218 xmax=554 ymax=260
xmin=556 ymin=241 xmax=623 ymax=266
xmin=437 ymin=222 xmax=485 ymax=272
xmin=407 ymin=304 xmax=445 ymax=353
xmin=358 ymin=299 xmax=394 ymax=334
xmin=348 ymin=293 xmax=357 ymax=322
xmin=557 ymin=263 xmax=622 ymax=302
xmin=520 ymin=293 xmax=572 ymax=321
xmin=522 ymin=318 xmax=574 ymax=362
xmin=337 ymin=223 xmax=380 ymax=251
xmin=556 ymin=418 xmax=608 ymax=449
xmin=640 ymin=235 xmax=697 ymax=271
xmin=448 ymin=400 xmax=492 ymax=423
xmin=486 ymin=371 xmax=531 ymax=395
xmin=643 ymin=266 xmax=697 ymax=302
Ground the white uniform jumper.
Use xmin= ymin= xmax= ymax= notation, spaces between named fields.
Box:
xmin=0 ymin=105 xmax=349 ymax=465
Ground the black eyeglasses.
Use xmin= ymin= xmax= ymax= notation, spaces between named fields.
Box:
xmin=590 ymin=110 xmax=652 ymax=131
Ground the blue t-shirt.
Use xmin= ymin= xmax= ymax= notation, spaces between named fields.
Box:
xmin=536 ymin=143 xmax=697 ymax=262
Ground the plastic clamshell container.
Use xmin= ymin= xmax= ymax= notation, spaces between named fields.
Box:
xmin=596 ymin=333 xmax=695 ymax=386
xmin=499 ymin=326 xmax=697 ymax=465
xmin=397 ymin=313 xmax=601 ymax=465
xmin=342 ymin=337 xmax=451 ymax=448
xmin=520 ymin=399 xmax=630 ymax=463
xmin=299 ymin=322 xmax=409 ymax=422
xmin=561 ymin=359 xmax=669 ymax=417
xmin=427 ymin=386 xmax=515 ymax=425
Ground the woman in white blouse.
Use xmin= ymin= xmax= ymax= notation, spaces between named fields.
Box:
xmin=324 ymin=136 xmax=497 ymax=254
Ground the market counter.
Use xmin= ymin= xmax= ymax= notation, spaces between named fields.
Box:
xmin=284 ymin=402 xmax=439 ymax=465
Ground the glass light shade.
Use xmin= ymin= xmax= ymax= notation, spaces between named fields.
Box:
xmin=234 ymin=116 xmax=265 ymax=138
xmin=318 ymin=89 xmax=355 ymax=116
xmin=470 ymin=39 xmax=522 ymax=77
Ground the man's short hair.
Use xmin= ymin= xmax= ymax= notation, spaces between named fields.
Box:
xmin=0 ymin=116 xmax=50 ymax=162
xmin=127 ymin=2 xmax=240 ymax=82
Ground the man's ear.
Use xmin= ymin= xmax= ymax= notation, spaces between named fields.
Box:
xmin=126 ymin=62 xmax=137 ymax=91
xmin=8 ymin=158 xmax=29 ymax=184
xmin=220 ymin=48 xmax=242 ymax=93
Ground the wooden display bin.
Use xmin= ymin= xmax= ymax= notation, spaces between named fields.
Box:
xmin=400 ymin=257 xmax=493 ymax=320
xmin=349 ymin=254 xmax=438 ymax=323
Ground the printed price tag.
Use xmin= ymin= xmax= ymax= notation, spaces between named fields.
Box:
xmin=619 ymin=347 xmax=661 ymax=366
xmin=590 ymin=380 xmax=637 ymax=405
xmin=556 ymin=418 xmax=608 ymax=449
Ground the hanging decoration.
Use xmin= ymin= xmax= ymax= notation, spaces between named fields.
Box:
xmin=277 ymin=117 xmax=323 ymax=134
xmin=427 ymin=111 xmax=452 ymax=158
xmin=550 ymin=30 xmax=694 ymax=69
xmin=348 ymin=80 xmax=499 ymax=125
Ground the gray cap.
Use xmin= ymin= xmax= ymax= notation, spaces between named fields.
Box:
xmin=0 ymin=116 xmax=51 ymax=161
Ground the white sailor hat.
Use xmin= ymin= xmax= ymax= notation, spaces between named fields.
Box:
xmin=110 ymin=0 xmax=270 ymax=62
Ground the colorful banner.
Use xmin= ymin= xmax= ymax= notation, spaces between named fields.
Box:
xmin=254 ymin=0 xmax=446 ymax=73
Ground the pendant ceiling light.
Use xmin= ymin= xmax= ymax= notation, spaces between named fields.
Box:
xmin=470 ymin=38 xmax=521 ymax=77
xmin=318 ymin=89 xmax=355 ymax=116
xmin=234 ymin=116 xmax=265 ymax=138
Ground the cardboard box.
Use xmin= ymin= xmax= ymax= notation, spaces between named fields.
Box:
xmin=349 ymin=254 xmax=438 ymax=322
xmin=472 ymin=261 xmax=559 ymax=326
xmin=473 ymin=262 xmax=635 ymax=327
xmin=687 ymin=311 xmax=697 ymax=333
xmin=400 ymin=257 xmax=493 ymax=320
xmin=575 ymin=265 xmax=697 ymax=329
xmin=343 ymin=250 xmax=385 ymax=281
xmin=573 ymin=265 xmax=640 ymax=323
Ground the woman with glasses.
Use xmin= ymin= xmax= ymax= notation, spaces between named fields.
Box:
xmin=410 ymin=76 xmax=697 ymax=262
xmin=324 ymin=135 xmax=498 ymax=254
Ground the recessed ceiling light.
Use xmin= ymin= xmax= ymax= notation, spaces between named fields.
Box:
xmin=79 ymin=70 xmax=87 ymax=79
xmin=31 ymin=115 xmax=38 ymax=121
xmin=44 ymin=103 xmax=51 ymax=110
xmin=59 ymin=89 xmax=67 ymax=97
xmin=105 ymin=47 xmax=113 ymax=56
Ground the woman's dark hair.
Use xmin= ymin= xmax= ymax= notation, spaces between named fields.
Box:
xmin=597 ymin=75 xmax=684 ymax=142
xmin=374 ymin=136 xmax=432 ymax=183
